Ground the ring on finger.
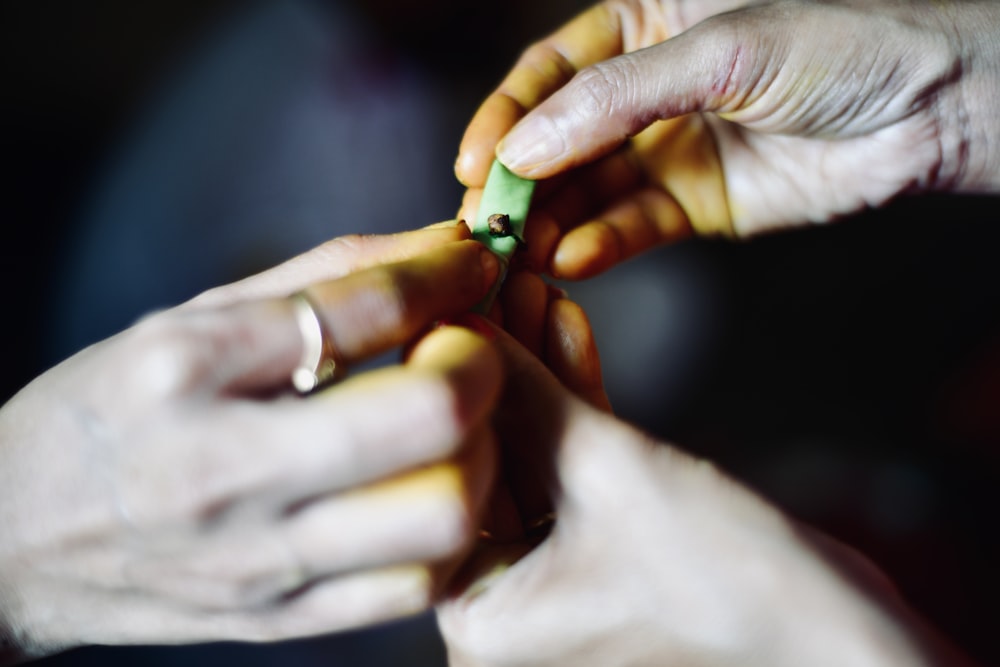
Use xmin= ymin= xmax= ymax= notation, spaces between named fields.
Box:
xmin=290 ymin=291 xmax=346 ymax=394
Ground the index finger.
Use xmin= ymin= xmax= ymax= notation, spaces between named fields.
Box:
xmin=155 ymin=240 xmax=501 ymax=394
xmin=187 ymin=221 xmax=472 ymax=310
xmin=455 ymin=4 xmax=625 ymax=187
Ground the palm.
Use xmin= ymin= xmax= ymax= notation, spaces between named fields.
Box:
xmin=672 ymin=110 xmax=941 ymax=235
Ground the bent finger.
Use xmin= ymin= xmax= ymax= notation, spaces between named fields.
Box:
xmin=118 ymin=327 xmax=503 ymax=531
xmin=129 ymin=425 xmax=497 ymax=610
xmin=253 ymin=326 xmax=504 ymax=498
xmin=456 ymin=3 xmax=626 ymax=187
xmin=544 ymin=297 xmax=611 ymax=412
xmin=187 ymin=221 xmax=472 ymax=309
xmin=162 ymin=240 xmax=501 ymax=394
xmin=283 ymin=424 xmax=498 ymax=580
xmin=551 ymin=186 xmax=692 ymax=280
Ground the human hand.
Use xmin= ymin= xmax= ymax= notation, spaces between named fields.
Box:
xmin=437 ymin=316 xmax=976 ymax=667
xmin=457 ymin=0 xmax=1000 ymax=279
xmin=472 ymin=269 xmax=612 ymax=544
xmin=0 ymin=223 xmax=504 ymax=659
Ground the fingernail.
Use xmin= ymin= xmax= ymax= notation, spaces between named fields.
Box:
xmin=437 ymin=313 xmax=496 ymax=340
xmin=497 ymin=115 xmax=565 ymax=174
xmin=423 ymin=218 xmax=463 ymax=229
xmin=479 ymin=247 xmax=500 ymax=289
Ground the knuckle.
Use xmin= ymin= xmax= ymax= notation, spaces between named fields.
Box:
xmin=571 ymin=62 xmax=628 ymax=120
xmin=517 ymin=40 xmax=577 ymax=86
xmin=125 ymin=313 xmax=217 ymax=397
xmin=318 ymin=233 xmax=369 ymax=264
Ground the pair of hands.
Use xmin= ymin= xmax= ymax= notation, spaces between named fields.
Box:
xmin=3 ymin=0 xmax=994 ymax=663
xmin=0 ymin=215 xmax=694 ymax=664
xmin=0 ymin=217 xmax=968 ymax=666
xmin=440 ymin=0 xmax=997 ymax=665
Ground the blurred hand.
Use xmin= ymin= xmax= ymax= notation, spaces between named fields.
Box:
xmin=457 ymin=0 xmax=1000 ymax=279
xmin=0 ymin=222 xmax=505 ymax=658
xmin=436 ymin=313 xmax=977 ymax=667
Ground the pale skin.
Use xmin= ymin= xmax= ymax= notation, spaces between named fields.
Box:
xmin=0 ymin=222 xmax=509 ymax=660
xmin=438 ymin=286 xmax=977 ymax=666
xmin=456 ymin=0 xmax=1000 ymax=279
xmin=5 ymin=1 xmax=997 ymax=661
xmin=441 ymin=0 xmax=998 ymax=664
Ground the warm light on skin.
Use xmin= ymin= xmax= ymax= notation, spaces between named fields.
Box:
xmin=630 ymin=114 xmax=733 ymax=238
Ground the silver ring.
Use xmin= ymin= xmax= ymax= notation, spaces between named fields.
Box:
xmin=290 ymin=292 xmax=344 ymax=394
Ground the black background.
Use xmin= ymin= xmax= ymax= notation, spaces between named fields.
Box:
xmin=2 ymin=1 xmax=998 ymax=665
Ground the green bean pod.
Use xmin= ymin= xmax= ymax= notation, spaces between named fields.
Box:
xmin=471 ymin=159 xmax=536 ymax=313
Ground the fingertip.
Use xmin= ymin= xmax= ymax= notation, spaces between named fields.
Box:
xmin=408 ymin=325 xmax=504 ymax=424
xmin=551 ymin=221 xmax=622 ymax=280
xmin=457 ymin=94 xmax=525 ymax=186
xmin=421 ymin=219 xmax=471 ymax=235
xmin=545 ymin=297 xmax=610 ymax=411
xmin=436 ymin=312 xmax=497 ymax=342
xmin=495 ymin=114 xmax=567 ymax=179
xmin=457 ymin=189 xmax=483 ymax=231
xmin=454 ymin=150 xmax=480 ymax=188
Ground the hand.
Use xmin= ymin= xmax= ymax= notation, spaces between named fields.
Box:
xmin=437 ymin=314 xmax=977 ymax=667
xmin=0 ymin=222 xmax=504 ymax=659
xmin=457 ymin=0 xmax=1000 ymax=279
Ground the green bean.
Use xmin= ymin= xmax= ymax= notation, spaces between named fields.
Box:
xmin=471 ymin=159 xmax=536 ymax=313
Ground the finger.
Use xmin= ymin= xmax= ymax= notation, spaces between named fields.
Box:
xmin=276 ymin=326 xmax=503 ymax=494
xmin=282 ymin=425 xmax=497 ymax=581
xmin=544 ymin=297 xmax=612 ymax=412
xmin=522 ymin=146 xmax=690 ymax=278
xmin=496 ymin=14 xmax=765 ymax=179
xmin=171 ymin=239 xmax=501 ymax=393
xmin=129 ymin=424 xmax=497 ymax=610
xmin=551 ymin=185 xmax=692 ymax=280
xmin=299 ymin=240 xmax=500 ymax=367
xmin=512 ymin=148 xmax=641 ymax=273
xmin=455 ymin=3 xmax=625 ymax=187
xmin=117 ymin=327 xmax=503 ymax=534
xmin=186 ymin=221 xmax=472 ymax=309
xmin=456 ymin=187 xmax=482 ymax=233
xmin=497 ymin=271 xmax=549 ymax=360
xmin=231 ymin=563 xmax=436 ymax=641
xmin=70 ymin=564 xmax=439 ymax=644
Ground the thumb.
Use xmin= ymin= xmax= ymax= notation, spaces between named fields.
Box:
xmin=496 ymin=15 xmax=762 ymax=179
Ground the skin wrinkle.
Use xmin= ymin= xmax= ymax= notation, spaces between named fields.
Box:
xmin=707 ymin=21 xmax=777 ymax=121
xmin=712 ymin=44 xmax=742 ymax=101
xmin=572 ymin=62 xmax=630 ymax=135
xmin=918 ymin=33 xmax=965 ymax=190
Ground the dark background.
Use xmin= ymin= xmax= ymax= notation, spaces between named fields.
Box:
xmin=2 ymin=1 xmax=998 ymax=665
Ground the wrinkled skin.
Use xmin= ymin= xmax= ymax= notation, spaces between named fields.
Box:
xmin=457 ymin=0 xmax=1000 ymax=279
xmin=0 ymin=222 xmax=508 ymax=659
xmin=437 ymin=285 xmax=976 ymax=667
